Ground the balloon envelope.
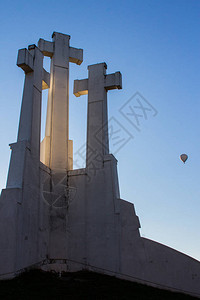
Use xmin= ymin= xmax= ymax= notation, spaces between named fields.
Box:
xmin=180 ymin=154 xmax=188 ymax=163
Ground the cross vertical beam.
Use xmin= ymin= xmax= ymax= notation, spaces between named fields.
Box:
xmin=17 ymin=45 xmax=44 ymax=153
xmin=7 ymin=45 xmax=46 ymax=188
xmin=74 ymin=63 xmax=122 ymax=169
xmin=38 ymin=32 xmax=83 ymax=171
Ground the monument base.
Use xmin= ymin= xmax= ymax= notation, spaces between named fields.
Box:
xmin=0 ymin=155 xmax=200 ymax=298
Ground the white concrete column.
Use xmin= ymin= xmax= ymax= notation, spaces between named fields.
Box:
xmin=38 ymin=32 xmax=83 ymax=171
xmin=7 ymin=45 xmax=49 ymax=188
xmin=74 ymin=63 xmax=122 ymax=168
xmin=17 ymin=45 xmax=44 ymax=153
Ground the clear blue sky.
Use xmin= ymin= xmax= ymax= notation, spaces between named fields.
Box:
xmin=0 ymin=0 xmax=200 ymax=260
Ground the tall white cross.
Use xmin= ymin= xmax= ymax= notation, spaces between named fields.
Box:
xmin=7 ymin=45 xmax=49 ymax=188
xmin=74 ymin=63 xmax=122 ymax=169
xmin=38 ymin=32 xmax=83 ymax=172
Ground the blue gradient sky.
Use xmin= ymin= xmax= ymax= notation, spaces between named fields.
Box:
xmin=0 ymin=0 xmax=200 ymax=260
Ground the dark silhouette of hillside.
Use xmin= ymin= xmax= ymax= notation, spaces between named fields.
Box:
xmin=0 ymin=270 xmax=198 ymax=299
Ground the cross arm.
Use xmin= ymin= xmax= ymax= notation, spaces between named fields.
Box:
xmin=38 ymin=39 xmax=53 ymax=57
xmin=17 ymin=48 xmax=34 ymax=73
xmin=105 ymin=71 xmax=122 ymax=90
xmin=69 ymin=47 xmax=83 ymax=65
xmin=17 ymin=46 xmax=50 ymax=89
xmin=38 ymin=38 xmax=83 ymax=65
xmin=74 ymin=79 xmax=88 ymax=97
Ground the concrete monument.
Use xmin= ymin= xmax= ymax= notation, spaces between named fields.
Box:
xmin=0 ymin=32 xmax=200 ymax=298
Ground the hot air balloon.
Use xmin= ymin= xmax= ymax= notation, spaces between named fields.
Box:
xmin=180 ymin=154 xmax=188 ymax=164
